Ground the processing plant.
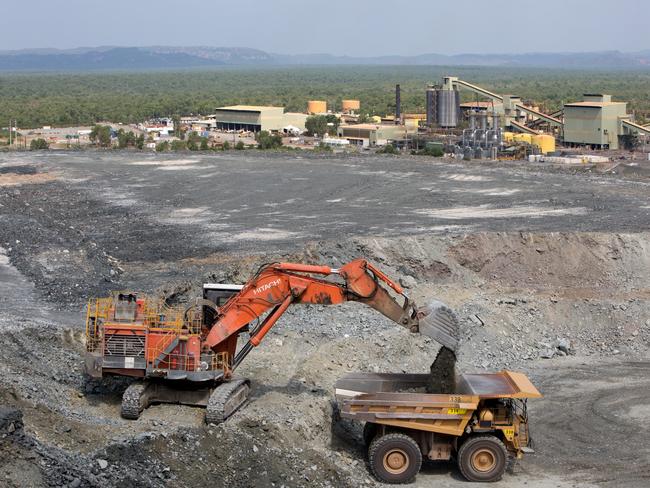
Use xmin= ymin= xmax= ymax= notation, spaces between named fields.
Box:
xmin=425 ymin=76 xmax=650 ymax=153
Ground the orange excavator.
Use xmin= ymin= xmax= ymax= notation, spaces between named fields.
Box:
xmin=84 ymin=259 xmax=459 ymax=422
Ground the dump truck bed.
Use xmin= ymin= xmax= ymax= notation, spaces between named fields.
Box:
xmin=336 ymin=371 xmax=541 ymax=436
xmin=336 ymin=371 xmax=541 ymax=399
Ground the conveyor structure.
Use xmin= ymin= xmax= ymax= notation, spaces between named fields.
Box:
xmin=443 ymin=77 xmax=564 ymax=129
xmin=622 ymin=119 xmax=650 ymax=136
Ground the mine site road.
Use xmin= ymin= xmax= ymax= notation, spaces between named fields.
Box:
xmin=2 ymin=151 xmax=650 ymax=255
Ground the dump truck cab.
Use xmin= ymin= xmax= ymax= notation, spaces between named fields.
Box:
xmin=336 ymin=370 xmax=542 ymax=484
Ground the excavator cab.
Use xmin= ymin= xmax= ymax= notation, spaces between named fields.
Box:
xmin=202 ymin=283 xmax=243 ymax=326
xmin=113 ymin=293 xmax=139 ymax=322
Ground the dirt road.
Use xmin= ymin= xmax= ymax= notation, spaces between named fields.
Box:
xmin=1 ymin=151 xmax=648 ymax=487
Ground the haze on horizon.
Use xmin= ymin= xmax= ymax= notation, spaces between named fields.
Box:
xmin=0 ymin=0 xmax=647 ymax=56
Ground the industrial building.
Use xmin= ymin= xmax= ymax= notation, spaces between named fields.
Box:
xmin=425 ymin=76 xmax=650 ymax=154
xmin=564 ymin=95 xmax=628 ymax=150
xmin=337 ymin=124 xmax=415 ymax=147
xmin=213 ymin=105 xmax=307 ymax=133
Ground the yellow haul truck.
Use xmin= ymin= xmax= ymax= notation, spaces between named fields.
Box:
xmin=336 ymin=370 xmax=542 ymax=484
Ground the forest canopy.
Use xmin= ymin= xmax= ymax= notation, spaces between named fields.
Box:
xmin=1 ymin=66 xmax=649 ymax=128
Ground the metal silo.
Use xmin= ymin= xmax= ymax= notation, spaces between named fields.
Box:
xmin=426 ymin=86 xmax=436 ymax=127
xmin=436 ymin=89 xmax=460 ymax=128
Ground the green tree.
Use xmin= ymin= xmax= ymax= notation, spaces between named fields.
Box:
xmin=305 ymin=116 xmax=327 ymax=137
xmin=155 ymin=141 xmax=170 ymax=152
xmin=135 ymin=134 xmax=145 ymax=150
xmin=325 ymin=114 xmax=340 ymax=132
xmin=30 ymin=138 xmax=49 ymax=150
xmin=417 ymin=145 xmax=444 ymax=157
xmin=118 ymin=129 xmax=137 ymax=148
xmin=171 ymin=140 xmax=186 ymax=151
xmin=89 ymin=125 xmax=112 ymax=147
xmin=314 ymin=143 xmax=333 ymax=152
xmin=305 ymin=115 xmax=340 ymax=137
xmin=171 ymin=115 xmax=181 ymax=138
xmin=235 ymin=141 xmax=245 ymax=150
xmin=222 ymin=140 xmax=230 ymax=150
xmin=117 ymin=129 xmax=128 ymax=148
xmin=200 ymin=138 xmax=209 ymax=151
xmin=378 ymin=144 xmax=398 ymax=154
xmin=256 ymin=130 xmax=283 ymax=149
xmin=186 ymin=131 xmax=200 ymax=151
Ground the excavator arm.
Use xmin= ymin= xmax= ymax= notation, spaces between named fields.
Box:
xmin=205 ymin=259 xmax=459 ymax=371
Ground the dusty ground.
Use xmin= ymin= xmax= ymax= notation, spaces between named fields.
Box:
xmin=0 ymin=151 xmax=649 ymax=487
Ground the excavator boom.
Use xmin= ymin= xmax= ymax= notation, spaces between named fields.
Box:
xmin=205 ymin=259 xmax=459 ymax=371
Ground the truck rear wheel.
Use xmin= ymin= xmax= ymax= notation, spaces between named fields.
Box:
xmin=458 ymin=435 xmax=507 ymax=482
xmin=368 ymin=433 xmax=422 ymax=484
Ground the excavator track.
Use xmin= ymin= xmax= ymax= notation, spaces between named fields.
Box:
xmin=205 ymin=379 xmax=250 ymax=424
xmin=121 ymin=381 xmax=150 ymax=420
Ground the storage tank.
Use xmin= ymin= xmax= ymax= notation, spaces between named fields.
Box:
xmin=342 ymin=100 xmax=360 ymax=112
xmin=404 ymin=118 xmax=419 ymax=129
xmin=514 ymin=133 xmax=532 ymax=144
xmin=436 ymin=89 xmax=460 ymax=128
xmin=532 ymin=134 xmax=555 ymax=154
xmin=308 ymin=101 xmax=327 ymax=114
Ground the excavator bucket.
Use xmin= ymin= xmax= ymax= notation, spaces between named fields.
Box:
xmin=417 ymin=300 xmax=460 ymax=352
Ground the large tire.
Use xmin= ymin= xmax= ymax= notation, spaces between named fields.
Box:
xmin=363 ymin=422 xmax=378 ymax=446
xmin=457 ymin=435 xmax=508 ymax=482
xmin=368 ymin=433 xmax=422 ymax=484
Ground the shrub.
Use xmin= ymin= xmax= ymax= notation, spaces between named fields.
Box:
xmin=377 ymin=144 xmax=398 ymax=154
xmin=171 ymin=140 xmax=186 ymax=151
xmin=30 ymin=138 xmax=49 ymax=150
xmin=255 ymin=131 xmax=282 ymax=149
xmin=155 ymin=141 xmax=169 ymax=152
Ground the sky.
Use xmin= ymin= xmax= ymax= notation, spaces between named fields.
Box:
xmin=0 ymin=0 xmax=647 ymax=56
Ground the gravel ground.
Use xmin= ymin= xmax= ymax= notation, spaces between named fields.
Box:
xmin=0 ymin=151 xmax=649 ymax=487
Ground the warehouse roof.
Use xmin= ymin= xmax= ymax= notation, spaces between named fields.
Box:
xmin=340 ymin=124 xmax=382 ymax=130
xmin=216 ymin=105 xmax=284 ymax=112
xmin=564 ymin=101 xmax=625 ymax=108
xmin=340 ymin=124 xmax=410 ymax=131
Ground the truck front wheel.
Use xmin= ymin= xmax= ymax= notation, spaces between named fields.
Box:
xmin=368 ymin=433 xmax=422 ymax=484
xmin=457 ymin=435 xmax=508 ymax=482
